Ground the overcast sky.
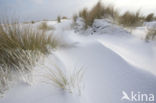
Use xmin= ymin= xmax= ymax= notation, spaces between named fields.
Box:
xmin=0 ymin=0 xmax=156 ymax=21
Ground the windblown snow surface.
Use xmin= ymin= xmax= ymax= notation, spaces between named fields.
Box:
xmin=0 ymin=19 xmax=156 ymax=103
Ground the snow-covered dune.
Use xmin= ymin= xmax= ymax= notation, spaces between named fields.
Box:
xmin=54 ymin=39 xmax=156 ymax=103
xmin=97 ymin=35 xmax=156 ymax=75
xmin=1 ymin=38 xmax=156 ymax=103
xmin=0 ymin=19 xmax=156 ymax=103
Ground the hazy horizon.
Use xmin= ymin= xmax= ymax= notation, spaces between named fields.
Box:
xmin=0 ymin=0 xmax=156 ymax=21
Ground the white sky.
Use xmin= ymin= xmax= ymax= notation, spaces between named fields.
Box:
xmin=0 ymin=0 xmax=156 ymax=21
xmin=105 ymin=0 xmax=156 ymax=15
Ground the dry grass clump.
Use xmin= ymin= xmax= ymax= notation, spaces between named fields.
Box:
xmin=0 ymin=19 xmax=68 ymax=96
xmin=0 ymin=22 xmax=53 ymax=54
xmin=57 ymin=16 xmax=61 ymax=23
xmin=31 ymin=21 xmax=35 ymax=24
xmin=145 ymin=28 xmax=156 ymax=40
xmin=0 ymin=20 xmax=46 ymax=96
xmin=76 ymin=1 xmax=151 ymax=28
xmin=103 ymin=5 xmax=119 ymax=21
xmin=145 ymin=13 xmax=154 ymax=22
xmin=79 ymin=8 xmax=88 ymax=18
xmin=0 ymin=49 xmax=42 ymax=97
xmin=86 ymin=2 xmax=104 ymax=27
xmin=38 ymin=22 xmax=54 ymax=31
xmin=45 ymin=65 xmax=68 ymax=89
xmin=62 ymin=16 xmax=67 ymax=19
xmin=79 ymin=2 xmax=104 ymax=28
xmin=78 ymin=1 xmax=119 ymax=28
xmin=0 ymin=49 xmax=41 ymax=72
xmin=118 ymin=11 xmax=143 ymax=27
xmin=79 ymin=8 xmax=89 ymax=28
xmin=44 ymin=64 xmax=84 ymax=94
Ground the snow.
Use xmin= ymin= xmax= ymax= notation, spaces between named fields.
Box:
xmin=98 ymin=35 xmax=156 ymax=75
xmin=0 ymin=19 xmax=156 ymax=103
xmin=73 ymin=18 xmax=129 ymax=35
xmin=131 ymin=27 xmax=148 ymax=39
xmin=131 ymin=21 xmax=156 ymax=39
xmin=144 ymin=21 xmax=156 ymax=28
xmin=54 ymin=39 xmax=156 ymax=103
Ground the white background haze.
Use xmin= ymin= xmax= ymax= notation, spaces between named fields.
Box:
xmin=0 ymin=0 xmax=156 ymax=21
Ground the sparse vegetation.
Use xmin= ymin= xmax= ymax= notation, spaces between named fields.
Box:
xmin=145 ymin=13 xmax=154 ymax=22
xmin=31 ymin=21 xmax=35 ymax=24
xmin=86 ymin=1 xmax=104 ymax=27
xmin=0 ymin=49 xmax=41 ymax=72
xmin=118 ymin=11 xmax=143 ymax=27
xmin=79 ymin=1 xmax=104 ymax=28
xmin=72 ymin=14 xmax=78 ymax=23
xmin=57 ymin=16 xmax=61 ymax=23
xmin=38 ymin=22 xmax=54 ymax=31
xmin=0 ymin=23 xmax=53 ymax=54
xmin=0 ymin=19 xmax=68 ymax=96
xmin=0 ymin=49 xmax=41 ymax=96
xmin=76 ymin=1 xmax=156 ymax=28
xmin=79 ymin=8 xmax=88 ymax=28
xmin=145 ymin=28 xmax=156 ymax=40
xmin=104 ymin=5 xmax=119 ymax=22
xmin=62 ymin=16 xmax=67 ymax=19
xmin=78 ymin=1 xmax=119 ymax=28
xmin=1 ymin=0 xmax=156 ymax=98
xmin=44 ymin=64 xmax=84 ymax=94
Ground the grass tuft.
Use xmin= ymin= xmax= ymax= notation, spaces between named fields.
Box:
xmin=118 ymin=11 xmax=143 ymax=27
xmin=0 ymin=49 xmax=42 ymax=96
xmin=75 ymin=1 xmax=151 ymax=28
xmin=57 ymin=16 xmax=61 ymax=23
xmin=38 ymin=22 xmax=54 ymax=31
xmin=0 ymin=22 xmax=55 ymax=54
xmin=77 ymin=1 xmax=119 ymax=28
xmin=31 ymin=21 xmax=35 ymax=24
xmin=44 ymin=64 xmax=84 ymax=94
xmin=145 ymin=13 xmax=154 ymax=22
xmin=146 ymin=28 xmax=156 ymax=41
xmin=62 ymin=16 xmax=67 ymax=19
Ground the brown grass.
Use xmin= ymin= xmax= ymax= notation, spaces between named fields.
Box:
xmin=79 ymin=8 xmax=89 ymax=28
xmin=87 ymin=1 xmax=104 ymax=27
xmin=78 ymin=1 xmax=119 ymax=28
xmin=38 ymin=22 xmax=54 ymax=31
xmin=44 ymin=64 xmax=84 ymax=94
xmin=145 ymin=13 xmax=154 ymax=22
xmin=0 ymin=19 xmax=69 ymax=96
xmin=0 ymin=49 xmax=41 ymax=97
xmin=0 ymin=24 xmax=53 ymax=54
xmin=104 ymin=5 xmax=119 ymax=21
xmin=118 ymin=11 xmax=143 ymax=27
xmin=76 ymin=1 xmax=153 ymax=28
xmin=62 ymin=16 xmax=67 ymax=19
